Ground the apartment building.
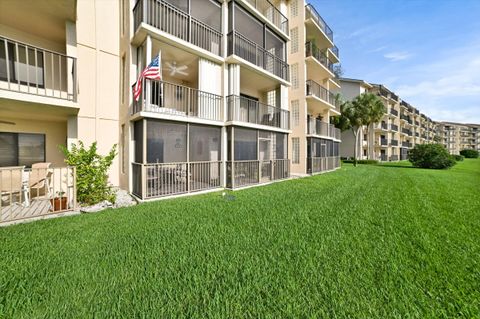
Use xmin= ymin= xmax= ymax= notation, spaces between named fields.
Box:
xmin=339 ymin=78 xmax=438 ymax=161
xmin=122 ymin=0 xmax=292 ymax=200
xmin=436 ymin=122 xmax=480 ymax=154
xmin=1 ymin=0 xmax=345 ymax=223
xmin=288 ymin=1 xmax=341 ymax=175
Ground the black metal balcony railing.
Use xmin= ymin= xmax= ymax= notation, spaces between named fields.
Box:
xmin=390 ymin=155 xmax=399 ymax=161
xmin=390 ymin=139 xmax=398 ymax=146
xmin=330 ymin=45 xmax=339 ymax=58
xmin=307 ymin=118 xmax=341 ymax=140
xmin=305 ymin=42 xmax=334 ymax=73
xmin=227 ymin=159 xmax=290 ymax=189
xmin=133 ymin=0 xmax=222 ymax=56
xmin=228 ymin=31 xmax=289 ymax=81
xmin=402 ymin=128 xmax=411 ymax=135
xmin=305 ymin=4 xmax=333 ymax=42
xmin=306 ymin=80 xmax=339 ymax=108
xmin=381 ymin=122 xmax=388 ymax=130
xmin=380 ymin=138 xmax=388 ymax=146
xmin=244 ymin=0 xmax=289 ymax=35
xmin=402 ymin=141 xmax=412 ymax=148
xmin=415 ymin=132 xmax=420 ymax=137
xmin=380 ymin=154 xmax=388 ymax=161
xmin=391 ymin=124 xmax=399 ymax=132
xmin=0 ymin=36 xmax=77 ymax=102
xmin=227 ymin=95 xmax=290 ymax=130
xmin=390 ymin=92 xmax=399 ymax=101
xmin=390 ymin=108 xmax=399 ymax=116
xmin=379 ymin=87 xmax=390 ymax=99
xmin=414 ymin=121 xmax=420 ymax=126
xmin=400 ymin=114 xmax=410 ymax=122
xmin=132 ymin=79 xmax=223 ymax=121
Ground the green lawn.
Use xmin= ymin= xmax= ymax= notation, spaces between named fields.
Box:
xmin=1 ymin=160 xmax=479 ymax=318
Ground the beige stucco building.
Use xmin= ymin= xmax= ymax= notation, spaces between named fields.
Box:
xmin=339 ymin=78 xmax=440 ymax=161
xmin=288 ymin=1 xmax=341 ymax=175
xmin=436 ymin=122 xmax=480 ymax=154
xmin=0 ymin=0 xmax=120 ymax=184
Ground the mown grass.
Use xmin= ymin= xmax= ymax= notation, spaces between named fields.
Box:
xmin=1 ymin=160 xmax=479 ymax=318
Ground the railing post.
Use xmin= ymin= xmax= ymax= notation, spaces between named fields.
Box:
xmin=271 ymin=160 xmax=274 ymax=181
xmin=141 ymin=164 xmax=146 ymax=200
xmin=142 ymin=0 xmax=147 ymax=24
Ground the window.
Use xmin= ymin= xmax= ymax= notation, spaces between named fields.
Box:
xmin=0 ymin=132 xmax=45 ymax=167
xmin=120 ymin=54 xmax=126 ymax=104
xmin=0 ymin=42 xmax=44 ymax=87
xmin=291 ymin=63 xmax=298 ymax=89
xmin=121 ymin=124 xmax=126 ymax=173
xmin=234 ymin=128 xmax=257 ymax=161
xmin=133 ymin=120 xmax=143 ymax=163
xmin=292 ymin=137 xmax=300 ymax=164
xmin=291 ymin=27 xmax=298 ymax=54
xmin=147 ymin=120 xmax=187 ymax=163
xmin=291 ymin=100 xmax=299 ymax=127
xmin=189 ymin=125 xmax=221 ymax=162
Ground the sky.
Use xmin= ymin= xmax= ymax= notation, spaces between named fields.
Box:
xmin=311 ymin=0 xmax=480 ymax=124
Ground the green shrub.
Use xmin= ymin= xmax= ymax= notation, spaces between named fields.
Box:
xmin=342 ymin=159 xmax=378 ymax=165
xmin=459 ymin=149 xmax=479 ymax=158
xmin=408 ymin=144 xmax=456 ymax=169
xmin=453 ymin=154 xmax=465 ymax=162
xmin=60 ymin=141 xmax=117 ymax=205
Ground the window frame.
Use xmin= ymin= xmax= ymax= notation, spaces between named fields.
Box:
xmin=0 ymin=132 xmax=46 ymax=167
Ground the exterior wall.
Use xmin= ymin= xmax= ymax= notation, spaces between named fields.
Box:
xmin=0 ymin=118 xmax=67 ymax=167
xmin=75 ymin=0 xmax=120 ymax=186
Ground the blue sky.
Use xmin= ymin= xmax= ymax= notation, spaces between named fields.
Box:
xmin=311 ymin=0 xmax=480 ymax=123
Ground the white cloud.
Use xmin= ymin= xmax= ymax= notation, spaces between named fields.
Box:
xmin=383 ymin=51 xmax=413 ymax=61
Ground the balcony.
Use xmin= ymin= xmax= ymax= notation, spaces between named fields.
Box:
xmin=330 ymin=45 xmax=339 ymax=58
xmin=380 ymin=138 xmax=388 ymax=146
xmin=132 ymin=161 xmax=222 ymax=199
xmin=0 ymin=36 xmax=77 ymax=103
xmin=227 ymin=159 xmax=290 ymax=189
xmin=133 ymin=0 xmax=222 ymax=56
xmin=380 ymin=154 xmax=388 ymax=161
xmin=244 ymin=0 xmax=289 ymax=35
xmin=400 ymin=114 xmax=411 ymax=122
xmin=132 ymin=79 xmax=223 ymax=122
xmin=401 ymin=128 xmax=411 ymax=136
xmin=1 ymin=166 xmax=77 ymax=224
xmin=228 ymin=31 xmax=289 ymax=81
xmin=227 ymin=95 xmax=290 ymax=130
xmin=390 ymin=108 xmax=398 ymax=116
xmin=307 ymin=118 xmax=341 ymax=140
xmin=391 ymin=139 xmax=398 ymax=146
xmin=390 ymin=155 xmax=399 ymax=161
xmin=305 ymin=42 xmax=334 ymax=74
xmin=415 ymin=132 xmax=419 ymax=137
xmin=305 ymin=80 xmax=339 ymax=108
xmin=381 ymin=122 xmax=388 ymax=130
xmin=414 ymin=121 xmax=420 ymax=126
xmin=390 ymin=92 xmax=399 ymax=101
xmin=305 ymin=4 xmax=333 ymax=42
xmin=391 ymin=124 xmax=399 ymax=132
xmin=402 ymin=141 xmax=412 ymax=148
xmin=307 ymin=157 xmax=340 ymax=174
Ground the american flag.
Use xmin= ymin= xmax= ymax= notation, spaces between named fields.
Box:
xmin=133 ymin=54 xmax=162 ymax=101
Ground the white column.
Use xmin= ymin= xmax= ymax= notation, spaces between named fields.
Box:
xmin=228 ymin=64 xmax=240 ymax=95
xmin=67 ymin=115 xmax=78 ymax=150
xmin=65 ymin=21 xmax=77 ymax=100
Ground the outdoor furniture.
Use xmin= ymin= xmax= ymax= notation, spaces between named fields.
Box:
xmin=0 ymin=166 xmax=27 ymax=206
xmin=28 ymin=163 xmax=52 ymax=201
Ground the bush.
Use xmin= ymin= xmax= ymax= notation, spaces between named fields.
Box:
xmin=60 ymin=141 xmax=117 ymax=205
xmin=453 ymin=154 xmax=465 ymax=162
xmin=342 ymin=159 xmax=378 ymax=165
xmin=459 ymin=149 xmax=479 ymax=158
xmin=408 ymin=144 xmax=456 ymax=169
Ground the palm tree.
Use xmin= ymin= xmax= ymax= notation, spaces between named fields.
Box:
xmin=332 ymin=93 xmax=385 ymax=166
xmin=360 ymin=94 xmax=387 ymax=159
